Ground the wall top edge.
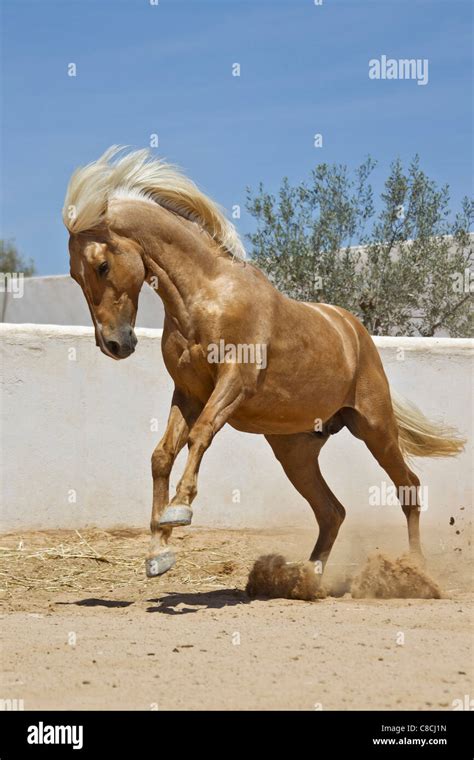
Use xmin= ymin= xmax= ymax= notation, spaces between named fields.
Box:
xmin=0 ymin=323 xmax=473 ymax=351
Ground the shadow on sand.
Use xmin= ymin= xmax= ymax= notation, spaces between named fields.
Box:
xmin=146 ymin=588 xmax=249 ymax=614
xmin=56 ymin=598 xmax=134 ymax=608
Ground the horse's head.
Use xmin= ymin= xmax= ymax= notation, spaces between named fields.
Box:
xmin=68 ymin=227 xmax=145 ymax=360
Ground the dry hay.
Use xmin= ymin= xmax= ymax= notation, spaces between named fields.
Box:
xmin=350 ymin=553 xmax=442 ymax=599
xmin=0 ymin=529 xmax=247 ymax=601
xmin=246 ymin=554 xmax=326 ymax=601
xmin=0 ymin=530 xmax=143 ymax=595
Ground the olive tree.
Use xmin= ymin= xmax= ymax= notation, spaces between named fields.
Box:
xmin=246 ymin=157 xmax=472 ymax=337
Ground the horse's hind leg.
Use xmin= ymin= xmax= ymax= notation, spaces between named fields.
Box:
xmin=265 ymin=433 xmax=346 ymax=574
xmin=343 ymin=401 xmax=423 ymax=557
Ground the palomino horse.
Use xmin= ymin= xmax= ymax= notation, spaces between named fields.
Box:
xmin=63 ymin=147 xmax=463 ymax=579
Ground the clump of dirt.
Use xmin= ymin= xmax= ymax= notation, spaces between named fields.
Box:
xmin=246 ymin=554 xmax=326 ymax=601
xmin=351 ymin=553 xmax=442 ymax=599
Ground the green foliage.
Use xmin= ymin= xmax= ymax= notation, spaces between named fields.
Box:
xmin=0 ymin=240 xmax=36 ymax=277
xmin=246 ymin=157 xmax=473 ymax=337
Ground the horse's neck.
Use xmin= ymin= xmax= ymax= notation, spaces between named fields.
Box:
xmin=145 ymin=253 xmax=197 ymax=336
xmin=138 ymin=204 xmax=222 ymax=336
xmin=109 ymin=198 xmax=231 ymax=336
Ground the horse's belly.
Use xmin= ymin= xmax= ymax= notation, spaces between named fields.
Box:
xmin=228 ymin=379 xmax=350 ymax=435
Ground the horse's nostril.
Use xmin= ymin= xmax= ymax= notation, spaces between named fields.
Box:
xmin=106 ymin=340 xmax=121 ymax=356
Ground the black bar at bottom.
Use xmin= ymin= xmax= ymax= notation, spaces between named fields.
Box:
xmin=0 ymin=709 xmax=472 ymax=757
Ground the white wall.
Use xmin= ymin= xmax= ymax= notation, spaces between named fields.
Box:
xmin=0 ymin=276 xmax=164 ymax=328
xmin=1 ymin=324 xmax=472 ymax=533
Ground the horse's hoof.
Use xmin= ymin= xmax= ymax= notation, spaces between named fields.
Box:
xmin=158 ymin=505 xmax=192 ymax=527
xmin=145 ymin=549 xmax=176 ymax=577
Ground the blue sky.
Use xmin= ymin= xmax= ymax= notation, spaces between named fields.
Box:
xmin=1 ymin=0 xmax=472 ymax=275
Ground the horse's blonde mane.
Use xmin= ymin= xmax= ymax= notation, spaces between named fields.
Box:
xmin=62 ymin=146 xmax=246 ymax=259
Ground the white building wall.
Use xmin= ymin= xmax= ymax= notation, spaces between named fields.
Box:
xmin=0 ymin=324 xmax=472 ymax=533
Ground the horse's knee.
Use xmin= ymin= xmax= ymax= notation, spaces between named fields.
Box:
xmin=188 ymin=421 xmax=213 ymax=450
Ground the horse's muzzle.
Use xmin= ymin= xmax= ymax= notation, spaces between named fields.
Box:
xmin=102 ymin=326 xmax=137 ymax=360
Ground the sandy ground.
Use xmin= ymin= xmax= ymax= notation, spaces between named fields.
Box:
xmin=0 ymin=522 xmax=472 ymax=711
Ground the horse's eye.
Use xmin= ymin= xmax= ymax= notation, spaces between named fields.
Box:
xmin=98 ymin=261 xmax=109 ymax=276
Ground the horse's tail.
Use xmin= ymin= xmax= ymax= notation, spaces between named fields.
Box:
xmin=391 ymin=390 xmax=465 ymax=459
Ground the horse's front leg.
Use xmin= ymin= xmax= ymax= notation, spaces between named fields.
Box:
xmin=146 ymin=389 xmax=201 ymax=577
xmin=158 ymin=370 xmax=247 ymax=529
